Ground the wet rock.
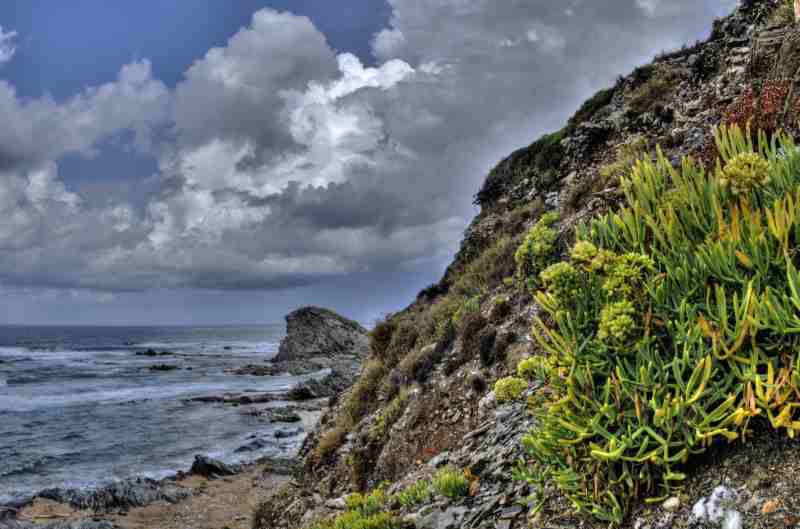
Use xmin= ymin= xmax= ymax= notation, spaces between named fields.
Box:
xmin=269 ymin=408 xmax=302 ymax=423
xmin=189 ymin=455 xmax=240 ymax=478
xmin=235 ymin=438 xmax=270 ymax=453
xmin=136 ymin=349 xmax=171 ymax=357
xmin=36 ymin=478 xmax=191 ymax=512
xmin=148 ymin=364 xmax=177 ymax=371
xmin=274 ymin=427 xmax=303 ymax=439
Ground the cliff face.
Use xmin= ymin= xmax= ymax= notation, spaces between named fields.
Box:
xmin=254 ymin=2 xmax=800 ymax=528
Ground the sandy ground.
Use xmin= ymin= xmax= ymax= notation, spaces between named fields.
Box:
xmin=17 ymin=462 xmax=292 ymax=529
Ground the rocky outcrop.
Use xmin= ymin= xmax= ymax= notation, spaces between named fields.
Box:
xmin=0 ymin=521 xmax=120 ymax=529
xmin=36 ymin=478 xmax=191 ymax=512
xmin=273 ymin=307 xmax=368 ymax=364
xmin=237 ymin=306 xmax=369 ymax=400
xmin=189 ymin=456 xmax=240 ymax=478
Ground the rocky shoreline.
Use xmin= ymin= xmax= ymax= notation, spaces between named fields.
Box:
xmin=0 ymin=306 xmax=368 ymax=529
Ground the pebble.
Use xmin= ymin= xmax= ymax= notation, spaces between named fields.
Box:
xmin=662 ymin=496 xmax=680 ymax=512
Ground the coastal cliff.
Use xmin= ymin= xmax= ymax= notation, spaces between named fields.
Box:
xmin=254 ymin=1 xmax=800 ymax=529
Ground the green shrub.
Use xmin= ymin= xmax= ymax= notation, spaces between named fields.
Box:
xmin=515 ymin=212 xmax=560 ymax=289
xmin=432 ymin=467 xmax=470 ymax=500
xmin=345 ymin=487 xmax=390 ymax=516
xmin=309 ymin=510 xmax=402 ymax=529
xmin=568 ymin=86 xmax=616 ymax=131
xmin=308 ymin=484 xmax=402 ymax=529
xmin=452 ymin=295 xmax=481 ymax=326
xmin=430 ymin=295 xmax=465 ymax=340
xmin=494 ymin=376 xmax=528 ymax=403
xmin=597 ymin=136 xmax=649 ymax=190
xmin=398 ymin=344 xmax=440 ymax=384
xmin=719 ymin=151 xmax=771 ymax=195
xmin=370 ymin=319 xmax=396 ymax=358
xmin=385 ymin=320 xmax=419 ymax=365
xmin=342 ymin=359 xmax=388 ymax=428
xmin=395 ymin=480 xmax=432 ymax=507
xmin=371 ymin=389 xmax=410 ymax=439
xmin=626 ymin=64 xmax=685 ymax=115
xmin=517 ymin=125 xmax=800 ymax=523
xmin=452 ymin=236 xmax=515 ymax=297
xmin=516 ymin=357 xmax=540 ymax=380
xmin=314 ymin=425 xmax=349 ymax=462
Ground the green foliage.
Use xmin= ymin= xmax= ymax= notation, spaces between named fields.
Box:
xmin=342 ymin=359 xmax=389 ymax=428
xmin=430 ymin=295 xmax=465 ymax=340
xmin=452 ymin=236 xmax=515 ymax=297
xmin=474 ymin=128 xmax=565 ymax=206
xmin=598 ymin=136 xmax=649 ymax=190
xmin=568 ymin=87 xmax=616 ymax=131
xmin=515 ymin=212 xmax=560 ymax=288
xmin=372 ymin=389 xmax=410 ymax=439
xmin=494 ymin=376 xmax=528 ymax=403
xmin=539 ymin=262 xmax=581 ymax=306
xmin=626 ymin=65 xmax=685 ymax=115
xmin=345 ymin=487 xmax=390 ymax=516
xmin=370 ymin=320 xmax=396 ymax=358
xmin=452 ymin=295 xmax=481 ymax=326
xmin=395 ymin=480 xmax=433 ymax=507
xmin=518 ymin=125 xmax=800 ymax=523
xmin=315 ymin=425 xmax=349 ymax=462
xmin=516 ymin=357 xmax=541 ymax=381
xmin=385 ymin=320 xmax=419 ymax=365
xmin=432 ymin=467 xmax=470 ymax=500
xmin=308 ymin=486 xmax=401 ymax=529
xmin=719 ymin=152 xmax=771 ymax=195
xmin=309 ymin=511 xmax=401 ymax=529
xmin=597 ymin=299 xmax=637 ymax=345
xmin=398 ymin=344 xmax=440 ymax=384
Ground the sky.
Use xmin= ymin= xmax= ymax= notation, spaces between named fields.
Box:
xmin=0 ymin=0 xmax=736 ymax=326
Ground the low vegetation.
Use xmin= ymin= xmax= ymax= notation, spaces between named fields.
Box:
xmin=493 ymin=376 xmax=527 ymax=403
xmin=512 ymin=125 xmax=800 ymax=523
xmin=625 ymin=64 xmax=686 ymax=115
xmin=395 ymin=480 xmax=432 ymax=507
xmin=431 ymin=467 xmax=471 ymax=500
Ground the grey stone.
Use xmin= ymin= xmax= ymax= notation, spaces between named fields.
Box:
xmin=273 ymin=307 xmax=368 ymax=363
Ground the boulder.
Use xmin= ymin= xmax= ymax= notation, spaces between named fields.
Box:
xmin=273 ymin=307 xmax=368 ymax=363
xmin=189 ymin=456 xmax=240 ymax=478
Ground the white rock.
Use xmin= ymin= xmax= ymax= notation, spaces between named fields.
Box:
xmin=691 ymin=486 xmax=742 ymax=529
xmin=662 ymin=496 xmax=680 ymax=512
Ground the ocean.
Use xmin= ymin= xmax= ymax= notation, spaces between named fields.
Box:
xmin=0 ymin=324 xmax=309 ymax=506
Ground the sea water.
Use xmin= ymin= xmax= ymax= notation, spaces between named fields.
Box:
xmin=0 ymin=325 xmax=305 ymax=505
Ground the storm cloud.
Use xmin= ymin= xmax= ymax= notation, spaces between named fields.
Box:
xmin=0 ymin=1 xmax=735 ymax=299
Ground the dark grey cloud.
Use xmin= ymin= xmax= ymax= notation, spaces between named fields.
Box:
xmin=0 ymin=1 xmax=736 ymax=298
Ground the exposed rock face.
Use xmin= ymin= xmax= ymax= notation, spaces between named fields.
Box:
xmin=273 ymin=307 xmax=368 ymax=363
xmin=243 ymin=306 xmax=371 ymax=400
xmin=36 ymin=478 xmax=191 ymax=512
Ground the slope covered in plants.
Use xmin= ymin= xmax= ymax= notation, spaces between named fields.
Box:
xmin=253 ymin=2 xmax=800 ymax=528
